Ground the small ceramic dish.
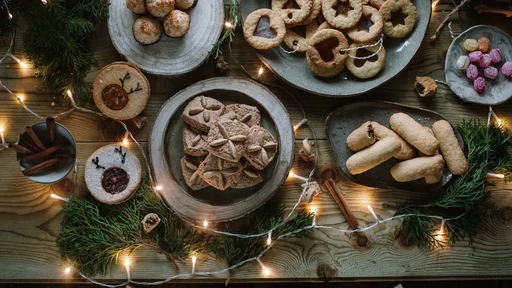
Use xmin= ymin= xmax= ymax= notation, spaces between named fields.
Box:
xmin=445 ymin=25 xmax=512 ymax=106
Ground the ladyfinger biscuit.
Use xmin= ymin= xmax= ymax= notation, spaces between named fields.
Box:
xmin=389 ymin=113 xmax=440 ymax=156
xmin=417 ymin=127 xmax=439 ymax=157
xmin=346 ymin=137 xmax=401 ymax=175
xmin=432 ymin=120 xmax=468 ymax=175
xmin=371 ymin=122 xmax=415 ymax=160
xmin=391 ymin=155 xmax=445 ymax=182
xmin=346 ymin=121 xmax=376 ymax=152
xmin=425 ymin=168 xmax=443 ymax=184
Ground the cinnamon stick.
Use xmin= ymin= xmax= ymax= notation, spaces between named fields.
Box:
xmin=21 ymin=143 xmax=66 ymax=163
xmin=324 ymin=179 xmax=359 ymax=229
xmin=8 ymin=142 xmax=33 ymax=154
xmin=46 ymin=117 xmax=56 ymax=146
xmin=22 ymin=158 xmax=59 ymax=176
xmin=25 ymin=126 xmax=46 ymax=151
xmin=19 ymin=134 xmax=40 ymax=152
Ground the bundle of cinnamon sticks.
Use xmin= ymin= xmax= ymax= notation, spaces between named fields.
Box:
xmin=9 ymin=118 xmax=74 ymax=176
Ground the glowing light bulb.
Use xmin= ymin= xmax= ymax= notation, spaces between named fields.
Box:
xmin=203 ymin=220 xmax=208 ymax=228
xmin=124 ymin=256 xmax=131 ymax=268
xmin=192 ymin=255 xmax=197 ymax=264
xmin=293 ymin=119 xmax=308 ymax=132
xmin=67 ymin=90 xmax=72 ymax=98
xmin=155 ymin=185 xmax=163 ymax=191
xmin=266 ymin=231 xmax=272 ymax=246
xmin=288 ymin=170 xmax=308 ymax=182
xmin=17 ymin=94 xmax=24 ymax=103
xmin=225 ymin=22 xmax=233 ymax=28
xmin=0 ymin=126 xmax=4 ymax=134
xmin=367 ymin=205 xmax=380 ymax=222
xmin=64 ymin=267 xmax=71 ymax=274
xmin=431 ymin=0 xmax=438 ymax=9
xmin=310 ymin=206 xmax=317 ymax=214
xmin=263 ymin=267 xmax=270 ymax=276
xmin=258 ymin=67 xmax=264 ymax=77
xmin=122 ymin=137 xmax=129 ymax=145
xmin=19 ymin=61 xmax=30 ymax=69
xmin=41 ymin=0 xmax=48 ymax=4
xmin=8 ymin=12 xmax=12 ymax=19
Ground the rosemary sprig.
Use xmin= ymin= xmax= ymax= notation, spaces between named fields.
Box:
xmin=208 ymin=0 xmax=240 ymax=60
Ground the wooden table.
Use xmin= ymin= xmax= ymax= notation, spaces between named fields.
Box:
xmin=1 ymin=0 xmax=512 ymax=283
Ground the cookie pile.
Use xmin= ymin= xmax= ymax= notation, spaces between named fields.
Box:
xmin=346 ymin=113 xmax=468 ymax=184
xmin=243 ymin=0 xmax=418 ymax=79
xmin=127 ymin=0 xmax=196 ymax=45
xmin=181 ymin=96 xmax=279 ymax=191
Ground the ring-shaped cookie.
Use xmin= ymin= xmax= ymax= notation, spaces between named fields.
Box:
xmin=306 ymin=29 xmax=349 ymax=78
xmin=346 ymin=42 xmax=386 ymax=79
xmin=322 ymin=0 xmax=363 ymax=30
xmin=346 ymin=5 xmax=383 ymax=43
xmin=379 ymin=0 xmax=418 ymax=38
xmin=283 ymin=21 xmax=320 ymax=52
xmin=272 ymin=0 xmax=313 ymax=26
xmin=243 ymin=9 xmax=286 ymax=50
xmin=287 ymin=0 xmax=322 ymax=26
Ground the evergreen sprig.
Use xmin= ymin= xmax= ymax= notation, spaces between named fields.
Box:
xmin=57 ymin=179 xmax=207 ymax=277
xmin=397 ymin=121 xmax=512 ymax=249
xmin=208 ymin=0 xmax=239 ymax=60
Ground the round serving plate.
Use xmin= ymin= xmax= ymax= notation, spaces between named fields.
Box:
xmin=108 ymin=0 xmax=224 ymax=76
xmin=325 ymin=101 xmax=465 ymax=192
xmin=445 ymin=25 xmax=512 ymax=106
xmin=149 ymin=77 xmax=294 ymax=222
xmin=240 ymin=0 xmax=431 ymax=97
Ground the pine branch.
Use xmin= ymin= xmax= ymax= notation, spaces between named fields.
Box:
xmin=208 ymin=0 xmax=239 ymax=60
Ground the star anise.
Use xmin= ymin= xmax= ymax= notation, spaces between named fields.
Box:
xmin=188 ymin=96 xmax=223 ymax=123
xmin=247 ymin=131 xmax=278 ymax=166
xmin=209 ymin=122 xmax=247 ymax=159
xmin=202 ymin=158 xmax=240 ymax=188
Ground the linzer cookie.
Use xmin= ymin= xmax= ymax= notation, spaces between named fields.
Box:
xmin=180 ymin=156 xmax=209 ymax=190
xmin=379 ymin=0 xmax=417 ymax=38
xmin=243 ymin=126 xmax=278 ymax=170
xmin=232 ymin=161 xmax=264 ymax=189
xmin=197 ymin=154 xmax=243 ymax=190
xmin=222 ymin=104 xmax=261 ymax=127
xmin=207 ymin=118 xmax=249 ymax=162
xmin=85 ymin=144 xmax=142 ymax=204
xmin=345 ymin=5 xmax=383 ymax=43
xmin=322 ymin=0 xmax=363 ymax=30
xmin=183 ymin=125 xmax=209 ymax=157
xmin=182 ymin=96 xmax=225 ymax=132
xmin=93 ymin=62 xmax=150 ymax=120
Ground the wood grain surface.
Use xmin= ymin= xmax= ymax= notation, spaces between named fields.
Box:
xmin=1 ymin=0 xmax=512 ymax=283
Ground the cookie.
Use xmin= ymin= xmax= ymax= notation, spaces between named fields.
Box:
xmin=306 ymin=29 xmax=349 ymax=78
xmin=369 ymin=0 xmax=385 ymax=9
xmin=283 ymin=28 xmax=308 ymax=52
xmin=232 ymin=161 xmax=264 ymax=189
xmin=286 ymin=0 xmax=322 ymax=26
xmin=322 ymin=0 xmax=363 ymax=30
xmin=163 ymin=9 xmax=190 ymax=38
xmin=198 ymin=154 xmax=243 ymax=190
xmin=272 ymin=0 xmax=313 ymax=26
xmin=243 ymin=126 xmax=278 ymax=170
xmin=389 ymin=113 xmax=440 ymax=156
xmin=207 ymin=118 xmax=249 ymax=163
xmin=346 ymin=42 xmax=386 ymax=79
xmin=127 ymin=0 xmax=147 ymax=14
xmin=432 ymin=120 xmax=468 ymax=175
xmin=181 ymin=156 xmax=209 ymax=190
xmin=85 ymin=145 xmax=142 ymax=205
xmin=221 ymin=104 xmax=261 ymax=127
xmin=243 ymin=9 xmax=286 ymax=50
xmin=380 ymin=0 xmax=417 ymax=38
xmin=414 ymin=76 xmax=438 ymax=97
xmin=93 ymin=62 xmax=150 ymax=121
xmin=182 ymin=96 xmax=225 ymax=132
xmin=345 ymin=5 xmax=383 ymax=43
xmin=175 ymin=0 xmax=197 ymax=10
xmin=146 ymin=0 xmax=175 ymax=17
xmin=183 ymin=125 xmax=209 ymax=157
xmin=133 ymin=16 xmax=163 ymax=45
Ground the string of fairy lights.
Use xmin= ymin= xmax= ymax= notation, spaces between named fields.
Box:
xmin=0 ymin=0 xmax=507 ymax=285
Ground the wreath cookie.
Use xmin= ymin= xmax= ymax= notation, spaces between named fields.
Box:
xmin=272 ymin=0 xmax=313 ymax=26
xmin=243 ymin=9 xmax=286 ymax=50
xmin=379 ymin=0 xmax=418 ymax=38
xmin=345 ymin=5 xmax=383 ymax=43
xmin=322 ymin=0 xmax=363 ymax=30
xmin=346 ymin=42 xmax=386 ymax=79
xmin=306 ymin=29 xmax=349 ymax=78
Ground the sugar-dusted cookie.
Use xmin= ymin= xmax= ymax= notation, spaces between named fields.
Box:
xmin=183 ymin=125 xmax=209 ymax=157
xmin=85 ymin=145 xmax=142 ymax=204
xmin=207 ymin=118 xmax=249 ymax=163
xmin=182 ymin=96 xmax=225 ymax=132
xmin=181 ymin=156 xmax=209 ymax=190
xmin=272 ymin=0 xmax=313 ymax=26
xmin=379 ymin=0 xmax=417 ymax=38
xmin=243 ymin=126 xmax=278 ymax=170
xmin=232 ymin=161 xmax=264 ymax=189
xmin=306 ymin=29 xmax=349 ymax=78
xmin=322 ymin=0 xmax=363 ymax=29
xmin=198 ymin=154 xmax=243 ymax=190
xmin=345 ymin=5 xmax=383 ymax=43
xmin=221 ymin=104 xmax=261 ymax=127
xmin=243 ymin=9 xmax=286 ymax=50
xmin=346 ymin=42 xmax=386 ymax=79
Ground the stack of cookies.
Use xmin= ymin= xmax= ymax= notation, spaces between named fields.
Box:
xmin=181 ymin=96 xmax=279 ymax=191
xmin=243 ymin=0 xmax=418 ymax=79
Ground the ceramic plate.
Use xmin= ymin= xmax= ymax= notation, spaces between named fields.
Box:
xmin=108 ymin=0 xmax=224 ymax=76
xmin=240 ymin=0 xmax=431 ymax=97
xmin=325 ymin=101 xmax=465 ymax=191
xmin=149 ymin=77 xmax=294 ymax=222
xmin=445 ymin=25 xmax=512 ymax=106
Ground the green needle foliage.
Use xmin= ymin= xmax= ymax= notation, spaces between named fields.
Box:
xmin=208 ymin=0 xmax=239 ymax=60
xmin=57 ymin=179 xmax=207 ymax=277
xmin=0 ymin=0 xmax=108 ymax=101
xmin=208 ymin=202 xmax=314 ymax=268
xmin=397 ymin=121 xmax=512 ymax=249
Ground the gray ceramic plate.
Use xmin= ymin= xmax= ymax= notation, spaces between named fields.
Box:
xmin=240 ymin=0 xmax=431 ymax=97
xmin=445 ymin=25 xmax=512 ymax=106
xmin=149 ymin=77 xmax=294 ymax=222
xmin=325 ymin=101 xmax=465 ymax=191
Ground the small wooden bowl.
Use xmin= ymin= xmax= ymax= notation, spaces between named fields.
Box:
xmin=150 ymin=77 xmax=294 ymax=223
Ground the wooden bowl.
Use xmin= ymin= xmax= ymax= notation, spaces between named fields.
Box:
xmin=240 ymin=0 xmax=431 ymax=97
xmin=325 ymin=101 xmax=465 ymax=192
xmin=149 ymin=77 xmax=294 ymax=222
xmin=108 ymin=0 xmax=224 ymax=76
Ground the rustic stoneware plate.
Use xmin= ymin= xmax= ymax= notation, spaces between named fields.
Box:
xmin=17 ymin=122 xmax=76 ymax=184
xmin=150 ymin=77 xmax=294 ymax=222
xmin=108 ymin=0 xmax=224 ymax=76
xmin=240 ymin=0 xmax=431 ymax=97
xmin=445 ymin=25 xmax=512 ymax=105
xmin=325 ymin=101 xmax=465 ymax=191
